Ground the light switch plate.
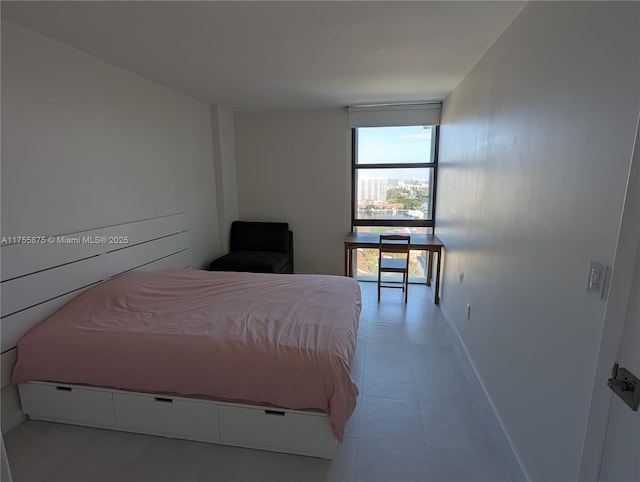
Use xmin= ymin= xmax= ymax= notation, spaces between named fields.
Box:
xmin=587 ymin=260 xmax=606 ymax=297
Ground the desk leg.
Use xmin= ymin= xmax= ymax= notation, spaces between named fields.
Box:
xmin=426 ymin=251 xmax=433 ymax=286
xmin=434 ymin=249 xmax=441 ymax=305
xmin=344 ymin=246 xmax=348 ymax=276
xmin=349 ymin=248 xmax=354 ymax=277
xmin=344 ymin=246 xmax=354 ymax=277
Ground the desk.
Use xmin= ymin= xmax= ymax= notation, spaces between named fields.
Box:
xmin=344 ymin=232 xmax=444 ymax=304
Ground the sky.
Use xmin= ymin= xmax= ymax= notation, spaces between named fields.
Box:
xmin=357 ymin=125 xmax=434 ymax=180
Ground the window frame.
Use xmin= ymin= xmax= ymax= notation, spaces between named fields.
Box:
xmin=350 ymin=125 xmax=439 ymax=229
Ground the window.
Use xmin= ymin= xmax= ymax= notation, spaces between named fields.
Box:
xmin=350 ymin=119 xmax=439 ymax=282
xmin=352 ymin=125 xmax=438 ymax=229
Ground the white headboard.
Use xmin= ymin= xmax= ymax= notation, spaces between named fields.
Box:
xmin=0 ymin=213 xmax=190 ymax=389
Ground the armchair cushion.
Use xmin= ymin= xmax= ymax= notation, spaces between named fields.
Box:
xmin=208 ymin=251 xmax=291 ymax=274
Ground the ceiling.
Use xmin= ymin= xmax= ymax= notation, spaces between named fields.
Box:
xmin=1 ymin=1 xmax=526 ymax=112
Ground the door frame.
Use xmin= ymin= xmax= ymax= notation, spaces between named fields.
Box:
xmin=578 ymin=113 xmax=640 ymax=481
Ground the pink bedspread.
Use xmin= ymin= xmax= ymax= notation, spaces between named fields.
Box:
xmin=12 ymin=270 xmax=361 ymax=440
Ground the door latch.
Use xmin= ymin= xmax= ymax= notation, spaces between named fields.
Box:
xmin=607 ymin=363 xmax=639 ymax=411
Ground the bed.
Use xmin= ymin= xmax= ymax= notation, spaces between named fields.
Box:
xmin=2 ymin=214 xmax=361 ymax=458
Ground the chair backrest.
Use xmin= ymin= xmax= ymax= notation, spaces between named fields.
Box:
xmin=229 ymin=221 xmax=291 ymax=254
xmin=378 ymin=234 xmax=411 ymax=256
xmin=378 ymin=234 xmax=411 ymax=302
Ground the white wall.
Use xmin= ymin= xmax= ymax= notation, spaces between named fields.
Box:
xmin=234 ymin=109 xmax=351 ymax=274
xmin=211 ymin=105 xmax=239 ymax=252
xmin=437 ymin=2 xmax=639 ymax=481
xmin=1 ymin=19 xmax=221 ymax=269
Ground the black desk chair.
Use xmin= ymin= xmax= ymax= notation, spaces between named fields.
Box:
xmin=208 ymin=221 xmax=293 ymax=274
xmin=377 ymin=234 xmax=410 ymax=303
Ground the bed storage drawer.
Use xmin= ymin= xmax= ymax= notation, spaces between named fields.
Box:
xmin=18 ymin=382 xmax=115 ymax=426
xmin=218 ymin=405 xmax=336 ymax=458
xmin=113 ymin=392 xmax=219 ymax=441
xmin=113 ymin=393 xmax=219 ymax=441
xmin=18 ymin=382 xmax=337 ymax=458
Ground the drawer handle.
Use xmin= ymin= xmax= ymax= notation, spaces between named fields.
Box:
xmin=264 ymin=409 xmax=285 ymax=416
xmin=154 ymin=397 xmax=173 ymax=404
xmin=55 ymin=386 xmax=72 ymax=392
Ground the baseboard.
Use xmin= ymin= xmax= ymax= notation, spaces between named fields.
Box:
xmin=440 ymin=302 xmax=530 ymax=482
xmin=2 ymin=411 xmax=26 ymax=435
xmin=1 ymin=385 xmax=26 ymax=434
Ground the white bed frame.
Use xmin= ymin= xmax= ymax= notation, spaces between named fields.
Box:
xmin=0 ymin=214 xmax=337 ymax=458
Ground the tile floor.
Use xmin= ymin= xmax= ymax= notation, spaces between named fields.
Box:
xmin=4 ymin=282 xmax=511 ymax=482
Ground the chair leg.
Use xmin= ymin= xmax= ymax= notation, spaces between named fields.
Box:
xmin=404 ymin=272 xmax=408 ymax=303
xmin=377 ymin=272 xmax=381 ymax=302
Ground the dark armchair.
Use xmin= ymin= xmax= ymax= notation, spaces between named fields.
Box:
xmin=208 ymin=221 xmax=293 ymax=274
